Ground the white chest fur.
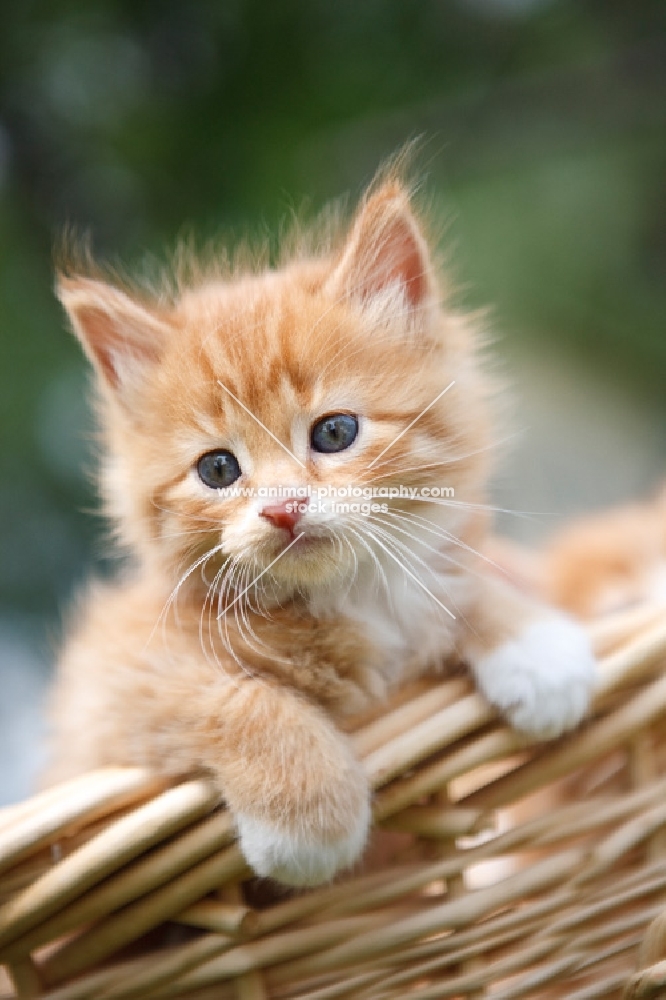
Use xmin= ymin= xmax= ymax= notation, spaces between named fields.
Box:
xmin=307 ymin=538 xmax=468 ymax=690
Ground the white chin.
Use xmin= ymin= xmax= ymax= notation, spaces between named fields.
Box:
xmin=276 ymin=557 xmax=348 ymax=589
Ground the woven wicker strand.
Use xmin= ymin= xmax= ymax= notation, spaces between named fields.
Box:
xmin=2 ymin=607 xmax=666 ymax=998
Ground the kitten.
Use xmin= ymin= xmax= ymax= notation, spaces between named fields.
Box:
xmin=48 ymin=175 xmax=595 ymax=886
xmin=542 ymin=486 xmax=666 ymax=618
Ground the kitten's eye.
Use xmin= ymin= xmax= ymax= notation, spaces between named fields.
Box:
xmin=197 ymin=450 xmax=242 ymax=489
xmin=311 ymin=414 xmax=359 ymax=454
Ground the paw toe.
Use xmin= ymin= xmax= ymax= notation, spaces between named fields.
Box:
xmin=474 ymin=614 xmax=596 ymax=739
xmin=236 ymin=799 xmax=370 ymax=887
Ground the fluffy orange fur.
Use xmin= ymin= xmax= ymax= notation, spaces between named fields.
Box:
xmin=48 ymin=174 xmax=595 ymax=885
xmin=541 ymin=487 xmax=666 ymax=618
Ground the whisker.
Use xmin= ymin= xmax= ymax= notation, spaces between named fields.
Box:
xmin=369 ymin=507 xmax=507 ymax=632
xmin=151 ymin=499 xmax=230 ymax=527
xmin=236 ymin=560 xmax=288 ymax=662
xmin=345 ymin=523 xmax=391 ymax=604
xmin=148 ymin=542 xmax=226 ymax=648
xmin=200 ymin=560 xmax=227 ymax=670
xmin=362 ymin=431 xmax=519 ymax=480
xmin=349 ymin=517 xmax=456 ymax=621
xmin=371 ymin=509 xmax=481 ymax=632
xmin=215 ymin=555 xmax=257 ymax=678
xmin=368 ymin=511 xmax=465 ymax=573
xmin=406 ymin=495 xmax=544 ymax=520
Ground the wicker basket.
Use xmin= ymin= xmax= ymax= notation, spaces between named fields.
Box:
xmin=2 ymin=603 xmax=666 ymax=1000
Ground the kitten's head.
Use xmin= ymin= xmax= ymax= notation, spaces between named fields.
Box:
xmin=58 ymin=180 xmax=493 ymax=601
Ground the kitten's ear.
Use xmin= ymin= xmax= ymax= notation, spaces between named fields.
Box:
xmin=57 ymin=276 xmax=172 ymax=394
xmin=326 ymin=182 xmax=437 ymax=327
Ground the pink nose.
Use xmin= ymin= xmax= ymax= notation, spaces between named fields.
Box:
xmin=260 ymin=501 xmax=301 ymax=535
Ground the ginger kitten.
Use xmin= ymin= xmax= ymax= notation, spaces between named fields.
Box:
xmin=542 ymin=486 xmax=666 ymax=618
xmin=49 ymin=176 xmax=595 ymax=886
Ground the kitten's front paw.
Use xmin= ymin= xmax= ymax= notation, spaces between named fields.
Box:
xmin=473 ymin=613 xmax=596 ymax=739
xmin=235 ymin=795 xmax=371 ymax=887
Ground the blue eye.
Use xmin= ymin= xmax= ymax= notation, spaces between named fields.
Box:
xmin=197 ymin=450 xmax=242 ymax=489
xmin=311 ymin=414 xmax=359 ymax=454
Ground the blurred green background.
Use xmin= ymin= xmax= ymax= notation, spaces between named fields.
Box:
xmin=1 ymin=0 xmax=665 ymax=799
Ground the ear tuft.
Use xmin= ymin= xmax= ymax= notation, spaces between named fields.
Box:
xmin=57 ymin=276 xmax=171 ymax=392
xmin=327 ymin=182 xmax=436 ymax=319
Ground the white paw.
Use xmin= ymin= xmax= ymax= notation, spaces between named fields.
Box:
xmin=473 ymin=613 xmax=596 ymax=739
xmin=235 ymin=799 xmax=371 ymax=887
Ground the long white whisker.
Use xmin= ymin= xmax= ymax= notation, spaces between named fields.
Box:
xmin=348 ymin=517 xmax=455 ymax=620
xmin=407 ymin=495 xmax=543 ymax=519
xmin=201 ymin=560 xmax=227 ymax=669
xmin=367 ymin=512 xmax=467 ymax=577
xmin=345 ymin=523 xmax=391 ymax=603
xmin=148 ymin=542 xmax=226 ymax=649
xmin=215 ymin=555 xmax=257 ymax=677
xmin=386 ymin=508 xmax=509 ymax=577
xmin=361 ymin=514 xmax=469 ymax=616
xmin=361 ymin=515 xmax=446 ymax=585
xmin=369 ymin=509 xmax=480 ymax=630
xmin=210 ymin=551 xmax=247 ymax=670
xmin=363 ymin=431 xmax=519 ymax=479
xmin=217 ymin=533 xmax=304 ymax=618
xmin=151 ymin=500 xmax=231 ymax=527
xmin=235 ymin=559 xmax=290 ymax=662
